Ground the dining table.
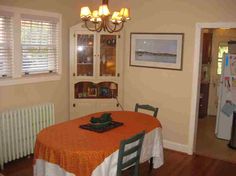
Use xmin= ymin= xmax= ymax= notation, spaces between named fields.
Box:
xmin=34 ymin=111 xmax=164 ymax=176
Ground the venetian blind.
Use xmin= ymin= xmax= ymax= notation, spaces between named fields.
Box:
xmin=0 ymin=12 xmax=13 ymax=78
xmin=21 ymin=15 xmax=59 ymax=75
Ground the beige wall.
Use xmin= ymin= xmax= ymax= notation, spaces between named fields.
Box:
xmin=123 ymin=0 xmax=236 ymax=145
xmin=0 ymin=0 xmax=84 ymax=123
xmin=1 ymin=0 xmax=236 ymax=148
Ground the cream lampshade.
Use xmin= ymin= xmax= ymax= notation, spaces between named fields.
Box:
xmin=98 ymin=4 xmax=110 ymax=16
xmin=109 ymin=83 xmax=117 ymax=98
xmin=80 ymin=7 xmax=91 ymax=20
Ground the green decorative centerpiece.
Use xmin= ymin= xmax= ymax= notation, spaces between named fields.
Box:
xmin=80 ymin=112 xmax=123 ymax=132
xmin=90 ymin=113 xmax=112 ymax=129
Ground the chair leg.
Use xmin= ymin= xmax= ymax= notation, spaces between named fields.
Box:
xmin=149 ymin=157 xmax=153 ymax=171
xmin=133 ymin=164 xmax=139 ymax=176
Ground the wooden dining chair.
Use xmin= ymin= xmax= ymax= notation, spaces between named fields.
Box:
xmin=135 ymin=103 xmax=159 ymax=118
xmin=134 ymin=103 xmax=159 ymax=171
xmin=117 ymin=131 xmax=145 ymax=176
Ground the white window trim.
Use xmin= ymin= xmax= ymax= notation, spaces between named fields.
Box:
xmin=0 ymin=5 xmax=62 ymax=86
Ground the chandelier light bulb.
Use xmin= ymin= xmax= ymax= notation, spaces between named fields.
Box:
xmin=111 ymin=12 xmax=122 ymax=24
xmin=90 ymin=10 xmax=102 ymax=22
xmin=119 ymin=8 xmax=130 ymax=21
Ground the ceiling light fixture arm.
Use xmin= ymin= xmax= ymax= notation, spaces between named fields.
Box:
xmin=106 ymin=22 xmax=124 ymax=33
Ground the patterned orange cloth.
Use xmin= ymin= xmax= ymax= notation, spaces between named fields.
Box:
xmin=34 ymin=111 xmax=162 ymax=176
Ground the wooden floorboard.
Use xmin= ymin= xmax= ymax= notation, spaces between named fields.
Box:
xmin=1 ymin=149 xmax=236 ymax=176
xmin=196 ymin=116 xmax=236 ymax=163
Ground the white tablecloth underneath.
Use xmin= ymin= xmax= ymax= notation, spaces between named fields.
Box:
xmin=34 ymin=128 xmax=164 ymax=176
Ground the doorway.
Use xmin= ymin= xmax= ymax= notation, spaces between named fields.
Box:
xmin=195 ymin=28 xmax=236 ymax=162
xmin=189 ymin=23 xmax=236 ymax=159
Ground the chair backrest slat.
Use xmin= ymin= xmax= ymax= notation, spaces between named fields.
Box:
xmin=123 ymin=145 xmax=139 ymax=156
xmin=122 ymin=156 xmax=139 ymax=169
xmin=135 ymin=103 xmax=159 ymax=118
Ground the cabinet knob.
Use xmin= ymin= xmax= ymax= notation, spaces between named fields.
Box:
xmin=117 ymin=73 xmax=120 ymax=77
xmin=73 ymin=103 xmax=76 ymax=107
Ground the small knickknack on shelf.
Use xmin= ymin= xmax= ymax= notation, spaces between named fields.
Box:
xmin=74 ymin=81 xmax=118 ymax=99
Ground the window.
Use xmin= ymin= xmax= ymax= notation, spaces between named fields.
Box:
xmin=0 ymin=11 xmax=13 ymax=78
xmin=0 ymin=6 xmax=61 ymax=86
xmin=217 ymin=43 xmax=228 ymax=75
xmin=21 ymin=15 xmax=59 ymax=75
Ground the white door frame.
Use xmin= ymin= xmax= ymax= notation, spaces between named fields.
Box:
xmin=188 ymin=22 xmax=236 ymax=155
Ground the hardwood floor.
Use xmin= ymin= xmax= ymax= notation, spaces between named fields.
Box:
xmin=1 ymin=149 xmax=236 ymax=176
xmin=196 ymin=116 xmax=236 ymax=163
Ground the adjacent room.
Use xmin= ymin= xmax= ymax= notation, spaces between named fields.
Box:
xmin=196 ymin=28 xmax=236 ymax=163
xmin=0 ymin=0 xmax=236 ymax=176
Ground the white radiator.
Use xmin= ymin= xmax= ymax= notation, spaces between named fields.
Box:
xmin=0 ymin=103 xmax=55 ymax=169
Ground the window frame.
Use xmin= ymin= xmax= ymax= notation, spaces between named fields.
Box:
xmin=217 ymin=42 xmax=228 ymax=75
xmin=0 ymin=5 xmax=62 ymax=86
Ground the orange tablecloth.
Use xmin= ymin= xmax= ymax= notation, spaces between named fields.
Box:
xmin=34 ymin=111 xmax=162 ymax=176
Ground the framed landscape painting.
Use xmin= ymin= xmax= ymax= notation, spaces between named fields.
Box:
xmin=130 ymin=33 xmax=184 ymax=70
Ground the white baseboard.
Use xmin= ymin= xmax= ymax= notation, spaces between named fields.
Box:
xmin=163 ymin=140 xmax=192 ymax=155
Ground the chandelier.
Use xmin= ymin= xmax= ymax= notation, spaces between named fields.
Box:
xmin=80 ymin=0 xmax=130 ymax=33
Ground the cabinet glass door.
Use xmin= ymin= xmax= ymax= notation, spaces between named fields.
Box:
xmin=100 ymin=35 xmax=117 ymax=76
xmin=76 ymin=34 xmax=94 ymax=76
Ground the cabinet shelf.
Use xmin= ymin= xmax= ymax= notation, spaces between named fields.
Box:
xmin=102 ymin=46 xmax=116 ymax=49
xmin=74 ymin=81 xmax=118 ymax=99
xmin=77 ymin=96 xmax=113 ymax=99
xmin=77 ymin=63 xmax=93 ymax=65
xmin=79 ymin=45 xmax=93 ymax=47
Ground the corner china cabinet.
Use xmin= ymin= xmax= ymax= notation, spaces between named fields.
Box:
xmin=69 ymin=23 xmax=124 ymax=119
